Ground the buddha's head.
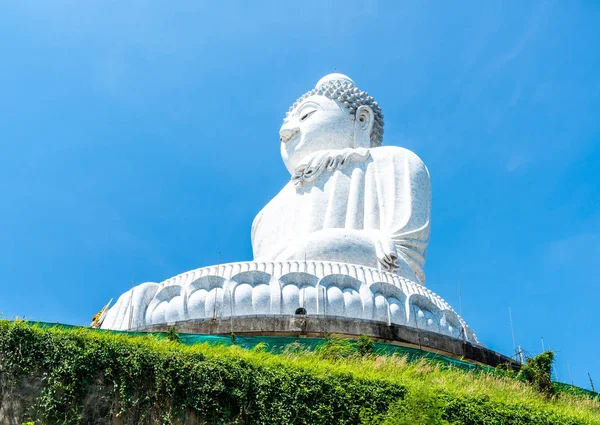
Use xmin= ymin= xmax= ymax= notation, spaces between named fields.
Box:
xmin=280 ymin=73 xmax=384 ymax=173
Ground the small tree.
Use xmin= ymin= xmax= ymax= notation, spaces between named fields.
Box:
xmin=165 ymin=327 xmax=180 ymax=343
xmin=520 ymin=350 xmax=555 ymax=396
xmin=357 ymin=334 xmax=374 ymax=356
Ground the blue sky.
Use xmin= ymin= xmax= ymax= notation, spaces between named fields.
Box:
xmin=1 ymin=1 xmax=598 ymax=389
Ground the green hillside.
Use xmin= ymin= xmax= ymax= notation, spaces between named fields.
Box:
xmin=1 ymin=320 xmax=598 ymax=425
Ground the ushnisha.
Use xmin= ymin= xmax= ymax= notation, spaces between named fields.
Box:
xmin=252 ymin=74 xmax=431 ymax=284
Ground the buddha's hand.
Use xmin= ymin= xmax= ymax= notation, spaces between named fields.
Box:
xmin=372 ymin=234 xmax=400 ymax=272
xmin=379 ymin=252 xmax=399 ymax=272
xmin=267 ymin=229 xmax=400 ymax=273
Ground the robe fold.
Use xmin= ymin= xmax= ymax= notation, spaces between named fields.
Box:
xmin=251 ymin=146 xmax=431 ymax=284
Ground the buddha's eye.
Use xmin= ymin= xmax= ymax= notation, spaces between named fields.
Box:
xmin=299 ymin=109 xmax=316 ymax=122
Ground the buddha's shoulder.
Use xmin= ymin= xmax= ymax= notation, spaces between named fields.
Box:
xmin=368 ymin=146 xmax=427 ymax=168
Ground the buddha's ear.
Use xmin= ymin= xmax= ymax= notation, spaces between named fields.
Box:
xmin=353 ymin=105 xmax=374 ymax=148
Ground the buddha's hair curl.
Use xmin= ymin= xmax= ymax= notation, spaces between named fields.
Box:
xmin=287 ymin=79 xmax=384 ymax=147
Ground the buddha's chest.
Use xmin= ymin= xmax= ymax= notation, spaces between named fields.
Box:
xmin=255 ymin=162 xmax=381 ymax=244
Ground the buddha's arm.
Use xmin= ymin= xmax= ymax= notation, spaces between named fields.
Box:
xmin=272 ymin=228 xmax=402 ymax=272
xmin=368 ymin=146 xmax=432 ymax=282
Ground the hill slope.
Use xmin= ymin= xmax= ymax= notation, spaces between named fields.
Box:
xmin=0 ymin=321 xmax=598 ymax=424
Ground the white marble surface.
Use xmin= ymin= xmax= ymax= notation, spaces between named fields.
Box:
xmin=101 ymin=73 xmax=478 ymax=345
xmin=252 ymin=145 xmax=430 ymax=284
xmin=101 ymin=260 xmax=478 ymax=344
xmin=253 ymin=73 xmax=430 ymax=284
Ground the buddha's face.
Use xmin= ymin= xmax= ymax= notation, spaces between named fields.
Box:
xmin=280 ymin=95 xmax=354 ymax=173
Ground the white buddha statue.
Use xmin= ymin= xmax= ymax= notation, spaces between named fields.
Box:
xmin=252 ymin=74 xmax=431 ymax=284
xmin=100 ymin=73 xmax=479 ymax=341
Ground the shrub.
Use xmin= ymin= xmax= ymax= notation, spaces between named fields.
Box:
xmin=1 ymin=321 xmax=598 ymax=425
xmin=520 ymin=351 xmax=556 ymax=396
xmin=360 ymin=383 xmax=450 ymax=425
xmin=357 ymin=334 xmax=374 ymax=356
xmin=165 ymin=327 xmax=180 ymax=342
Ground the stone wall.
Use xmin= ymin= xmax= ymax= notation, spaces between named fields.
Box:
xmin=144 ymin=315 xmax=517 ymax=368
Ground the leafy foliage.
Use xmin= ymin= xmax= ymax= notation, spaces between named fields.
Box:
xmin=357 ymin=334 xmax=374 ymax=357
xmin=165 ymin=327 xmax=180 ymax=343
xmin=360 ymin=382 xmax=451 ymax=425
xmin=520 ymin=351 xmax=556 ymax=396
xmin=1 ymin=321 xmax=598 ymax=425
xmin=315 ymin=335 xmax=355 ymax=360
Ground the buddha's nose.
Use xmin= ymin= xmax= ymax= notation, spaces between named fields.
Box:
xmin=280 ymin=127 xmax=299 ymax=143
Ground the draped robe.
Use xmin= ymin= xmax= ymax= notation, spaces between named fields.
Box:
xmin=251 ymin=146 xmax=431 ymax=284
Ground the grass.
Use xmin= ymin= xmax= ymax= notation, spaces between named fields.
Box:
xmin=1 ymin=320 xmax=599 ymax=424
xmin=199 ymin=340 xmax=600 ymax=422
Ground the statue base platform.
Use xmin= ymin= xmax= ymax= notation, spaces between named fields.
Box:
xmin=101 ymin=260 xmax=480 ymax=345
xmin=143 ymin=315 xmax=514 ymax=368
